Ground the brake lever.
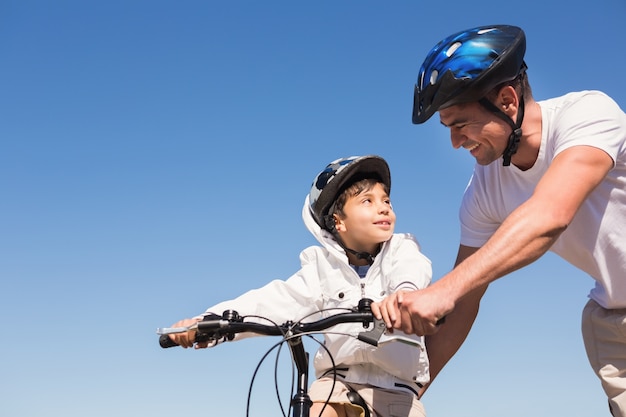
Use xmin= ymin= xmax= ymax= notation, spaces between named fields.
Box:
xmin=156 ymin=323 xmax=198 ymax=335
xmin=356 ymin=317 xmax=386 ymax=346
xmin=357 ymin=317 xmax=423 ymax=349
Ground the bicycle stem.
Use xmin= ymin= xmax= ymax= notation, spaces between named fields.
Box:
xmin=287 ymin=334 xmax=312 ymax=417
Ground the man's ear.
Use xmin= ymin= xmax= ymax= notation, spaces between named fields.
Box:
xmin=499 ymin=85 xmax=518 ymax=117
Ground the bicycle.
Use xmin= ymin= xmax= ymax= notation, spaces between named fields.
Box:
xmin=157 ymin=298 xmax=421 ymax=417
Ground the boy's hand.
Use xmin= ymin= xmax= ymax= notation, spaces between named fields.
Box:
xmin=168 ymin=318 xmax=210 ymax=349
xmin=371 ymin=291 xmax=404 ymax=330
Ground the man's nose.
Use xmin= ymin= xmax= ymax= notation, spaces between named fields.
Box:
xmin=450 ymin=130 xmax=465 ymax=149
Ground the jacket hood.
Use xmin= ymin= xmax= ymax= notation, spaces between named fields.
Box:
xmin=302 ymin=194 xmax=349 ymax=260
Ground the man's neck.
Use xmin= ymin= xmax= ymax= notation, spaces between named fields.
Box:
xmin=510 ymin=100 xmax=542 ymax=171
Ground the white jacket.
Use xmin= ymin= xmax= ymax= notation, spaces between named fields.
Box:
xmin=200 ymin=195 xmax=433 ymax=389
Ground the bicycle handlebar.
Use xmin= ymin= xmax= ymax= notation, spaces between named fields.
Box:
xmin=157 ymin=298 xmax=416 ymax=349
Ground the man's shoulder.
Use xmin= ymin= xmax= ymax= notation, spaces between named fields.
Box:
xmin=539 ymin=90 xmax=612 ymax=108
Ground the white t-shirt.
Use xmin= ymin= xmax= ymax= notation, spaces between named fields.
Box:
xmin=460 ymin=91 xmax=626 ymax=309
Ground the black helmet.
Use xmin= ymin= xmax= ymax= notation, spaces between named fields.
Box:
xmin=309 ymin=155 xmax=391 ymax=232
xmin=412 ymin=24 xmax=527 ymax=125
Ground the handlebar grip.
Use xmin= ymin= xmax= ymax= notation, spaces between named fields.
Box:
xmin=159 ymin=313 xmax=225 ymax=349
xmin=159 ymin=334 xmax=179 ymax=348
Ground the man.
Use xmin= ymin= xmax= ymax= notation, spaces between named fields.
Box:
xmin=372 ymin=24 xmax=626 ymax=415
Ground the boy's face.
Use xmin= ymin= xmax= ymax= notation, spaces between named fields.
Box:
xmin=334 ymin=182 xmax=395 ymax=255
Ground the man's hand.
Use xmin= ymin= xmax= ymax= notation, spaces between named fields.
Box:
xmin=373 ymin=284 xmax=455 ymax=336
xmin=396 ymin=286 xmax=454 ymax=335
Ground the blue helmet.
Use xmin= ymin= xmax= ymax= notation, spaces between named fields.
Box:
xmin=412 ymin=25 xmax=527 ymax=124
xmin=309 ymin=155 xmax=391 ymax=231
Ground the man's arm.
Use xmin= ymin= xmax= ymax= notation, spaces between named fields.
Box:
xmin=396 ymin=145 xmax=613 ymax=336
xmin=416 ymin=145 xmax=613 ymax=396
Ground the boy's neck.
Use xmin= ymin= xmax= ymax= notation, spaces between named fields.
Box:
xmin=346 ymin=244 xmax=380 ymax=266
xmin=348 ymin=254 xmax=371 ymax=266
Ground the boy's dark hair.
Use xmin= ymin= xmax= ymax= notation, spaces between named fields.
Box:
xmin=331 ymin=178 xmax=389 ymax=219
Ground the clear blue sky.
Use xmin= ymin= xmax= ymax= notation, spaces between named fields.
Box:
xmin=2 ymin=1 xmax=625 ymax=416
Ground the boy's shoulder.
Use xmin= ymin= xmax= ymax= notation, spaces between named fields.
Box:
xmin=385 ymin=232 xmax=426 ymax=256
xmin=389 ymin=232 xmax=420 ymax=245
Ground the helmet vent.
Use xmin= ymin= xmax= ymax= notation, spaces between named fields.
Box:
xmin=447 ymin=41 xmax=462 ymax=57
xmin=429 ymin=69 xmax=438 ymax=85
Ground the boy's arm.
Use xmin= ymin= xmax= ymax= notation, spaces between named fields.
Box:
xmin=418 ymin=244 xmax=483 ymax=396
xmin=374 ymin=244 xmax=482 ymax=396
xmin=166 ymin=254 xmax=325 ymax=348
xmin=389 ymin=234 xmax=433 ymax=292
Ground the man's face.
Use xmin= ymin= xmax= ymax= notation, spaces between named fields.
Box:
xmin=439 ymin=101 xmax=511 ymax=166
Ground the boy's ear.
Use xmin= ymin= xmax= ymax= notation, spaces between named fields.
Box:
xmin=333 ymin=214 xmax=346 ymax=232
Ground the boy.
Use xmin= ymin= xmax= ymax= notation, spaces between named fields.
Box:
xmin=166 ymin=155 xmax=432 ymax=417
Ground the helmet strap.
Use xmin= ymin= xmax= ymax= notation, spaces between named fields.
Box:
xmin=478 ymin=95 xmax=525 ymax=167
xmin=323 ymin=214 xmax=376 ymax=265
xmin=344 ymin=247 xmax=376 ymax=265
